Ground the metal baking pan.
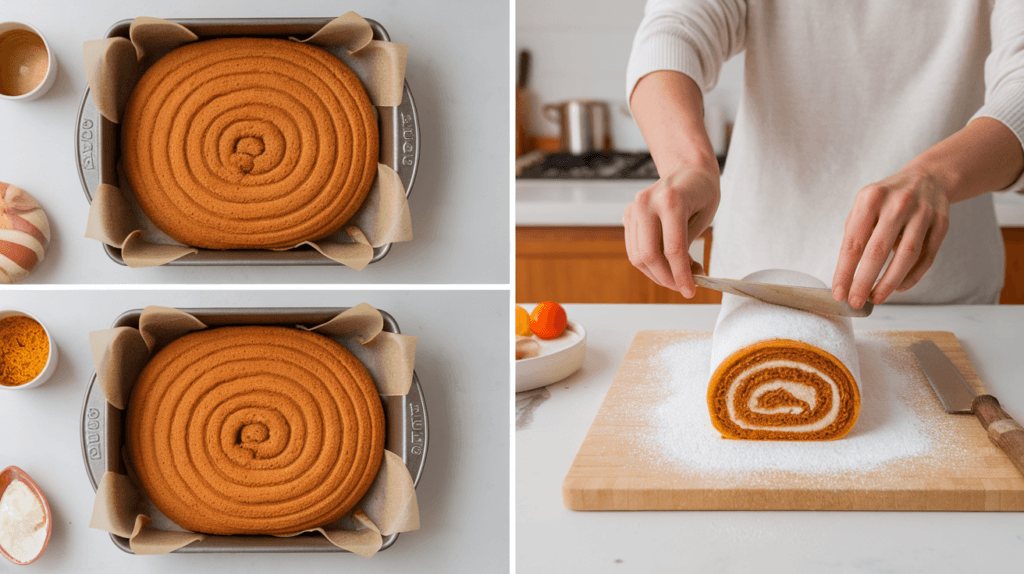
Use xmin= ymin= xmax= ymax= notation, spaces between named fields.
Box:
xmin=75 ymin=18 xmax=420 ymax=266
xmin=79 ymin=307 xmax=428 ymax=554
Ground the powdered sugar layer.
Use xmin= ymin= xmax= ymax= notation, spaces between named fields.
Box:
xmin=644 ymin=333 xmax=932 ymax=475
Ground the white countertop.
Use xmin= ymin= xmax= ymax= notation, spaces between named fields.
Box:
xmin=0 ymin=0 xmax=509 ymax=284
xmin=517 ymin=303 xmax=1024 ymax=573
xmin=516 ymin=179 xmax=1024 ymax=227
xmin=0 ymin=290 xmax=509 ymax=573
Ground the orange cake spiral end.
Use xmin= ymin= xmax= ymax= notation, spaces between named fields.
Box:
xmin=707 ymin=339 xmax=861 ymax=441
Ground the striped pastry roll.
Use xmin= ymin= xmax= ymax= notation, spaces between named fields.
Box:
xmin=707 ymin=269 xmax=861 ymax=441
xmin=0 ymin=182 xmax=50 ymax=284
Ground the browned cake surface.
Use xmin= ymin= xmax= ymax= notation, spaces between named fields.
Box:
xmin=125 ymin=326 xmax=385 ymax=535
xmin=121 ymin=38 xmax=378 ymax=249
xmin=707 ymin=339 xmax=861 ymax=441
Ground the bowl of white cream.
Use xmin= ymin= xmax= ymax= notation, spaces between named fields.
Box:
xmin=0 ymin=466 xmax=51 ymax=565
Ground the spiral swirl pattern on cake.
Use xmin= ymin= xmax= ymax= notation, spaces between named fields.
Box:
xmin=707 ymin=269 xmax=861 ymax=441
xmin=708 ymin=340 xmax=860 ymax=440
xmin=121 ymin=38 xmax=379 ymax=250
xmin=126 ymin=326 xmax=386 ymax=535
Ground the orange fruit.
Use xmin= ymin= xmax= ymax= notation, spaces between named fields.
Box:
xmin=529 ymin=302 xmax=567 ymax=339
xmin=515 ymin=305 xmax=532 ymax=336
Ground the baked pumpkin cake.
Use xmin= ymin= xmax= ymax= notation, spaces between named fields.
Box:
xmin=125 ymin=326 xmax=386 ymax=535
xmin=121 ymin=38 xmax=379 ymax=250
xmin=706 ymin=269 xmax=861 ymax=441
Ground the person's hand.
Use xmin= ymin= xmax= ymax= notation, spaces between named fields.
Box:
xmin=623 ymin=163 xmax=720 ymax=297
xmin=832 ymin=169 xmax=951 ymax=308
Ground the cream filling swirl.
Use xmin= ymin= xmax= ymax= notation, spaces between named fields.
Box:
xmin=725 ymin=359 xmax=841 ymax=432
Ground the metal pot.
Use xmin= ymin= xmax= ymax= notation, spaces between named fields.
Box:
xmin=542 ymin=99 xmax=611 ymax=155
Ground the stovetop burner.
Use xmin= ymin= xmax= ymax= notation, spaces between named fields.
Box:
xmin=516 ymin=152 xmax=725 ymax=180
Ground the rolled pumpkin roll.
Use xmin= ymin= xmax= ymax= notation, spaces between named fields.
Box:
xmin=707 ymin=269 xmax=861 ymax=441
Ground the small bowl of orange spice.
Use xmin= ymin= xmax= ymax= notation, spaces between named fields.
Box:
xmin=0 ymin=310 xmax=57 ymax=390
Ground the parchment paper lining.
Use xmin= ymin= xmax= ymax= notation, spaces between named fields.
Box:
xmin=81 ymin=13 xmax=412 ymax=269
xmin=87 ymin=303 xmax=420 ymax=557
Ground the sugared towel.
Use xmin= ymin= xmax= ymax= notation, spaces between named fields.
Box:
xmin=707 ymin=269 xmax=861 ymax=440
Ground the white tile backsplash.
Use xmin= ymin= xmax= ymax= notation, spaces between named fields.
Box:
xmin=517 ymin=0 xmax=745 ymax=153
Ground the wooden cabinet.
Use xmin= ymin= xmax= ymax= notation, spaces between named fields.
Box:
xmin=1000 ymin=228 xmax=1024 ymax=304
xmin=516 ymin=227 xmax=722 ymax=304
xmin=517 ymin=226 xmax=1024 ymax=305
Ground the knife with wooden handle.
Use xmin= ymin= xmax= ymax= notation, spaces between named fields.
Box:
xmin=692 ymin=274 xmax=873 ymax=317
xmin=910 ymin=339 xmax=1024 ymax=478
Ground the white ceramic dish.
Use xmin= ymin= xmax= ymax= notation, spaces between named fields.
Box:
xmin=0 ymin=22 xmax=57 ymax=102
xmin=515 ymin=321 xmax=587 ymax=393
xmin=0 ymin=310 xmax=58 ymax=390
xmin=0 ymin=466 xmax=52 ymax=565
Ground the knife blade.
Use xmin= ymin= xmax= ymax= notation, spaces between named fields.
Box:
xmin=692 ymin=274 xmax=873 ymax=317
xmin=909 ymin=339 xmax=975 ymax=414
xmin=910 ymin=339 xmax=1024 ymax=478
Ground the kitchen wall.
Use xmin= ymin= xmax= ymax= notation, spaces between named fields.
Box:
xmin=516 ymin=0 xmax=745 ymax=153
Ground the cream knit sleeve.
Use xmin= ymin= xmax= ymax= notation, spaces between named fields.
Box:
xmin=974 ymin=0 xmax=1024 ymax=193
xmin=625 ymin=0 xmax=747 ymax=102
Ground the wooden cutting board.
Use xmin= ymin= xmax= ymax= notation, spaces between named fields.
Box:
xmin=563 ymin=330 xmax=1024 ymax=511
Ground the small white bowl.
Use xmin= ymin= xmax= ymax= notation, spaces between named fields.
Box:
xmin=0 ymin=466 xmax=52 ymax=565
xmin=0 ymin=466 xmax=51 ymax=564
xmin=0 ymin=22 xmax=58 ymax=102
xmin=515 ymin=321 xmax=587 ymax=393
xmin=0 ymin=310 xmax=58 ymax=390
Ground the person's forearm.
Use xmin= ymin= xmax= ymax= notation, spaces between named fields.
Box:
xmin=905 ymin=117 xmax=1024 ymax=203
xmin=630 ymin=71 xmax=719 ymax=176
